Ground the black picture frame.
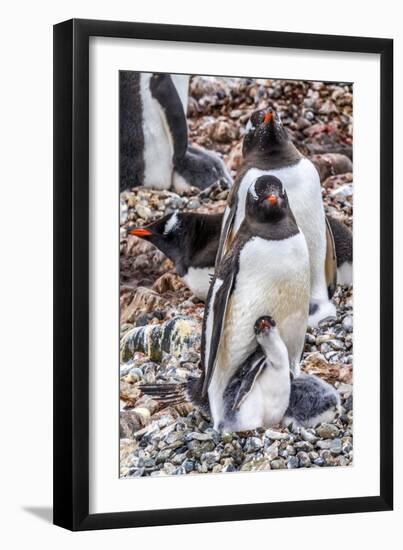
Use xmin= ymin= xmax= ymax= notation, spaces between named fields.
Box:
xmin=53 ymin=18 xmax=393 ymax=531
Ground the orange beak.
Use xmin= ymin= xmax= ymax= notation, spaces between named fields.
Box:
xmin=263 ymin=111 xmax=274 ymax=124
xmin=129 ymin=228 xmax=152 ymax=237
xmin=267 ymin=194 xmax=278 ymax=205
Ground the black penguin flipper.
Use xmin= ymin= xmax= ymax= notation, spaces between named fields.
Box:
xmin=215 ymin=202 xmax=237 ymax=269
xmin=325 ymin=215 xmax=338 ymax=299
xmin=231 ymin=353 xmax=266 ymax=411
xmin=201 ymin=255 xmax=237 ymax=396
xmin=149 ymin=73 xmax=188 ymax=163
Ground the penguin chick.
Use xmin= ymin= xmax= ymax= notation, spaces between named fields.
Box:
xmin=326 ymin=215 xmax=353 ymax=285
xmin=129 ymin=212 xmax=222 ymax=300
xmin=282 ymin=373 xmax=341 ymax=430
xmin=218 ymin=108 xmax=337 ymax=328
xmin=219 ymin=316 xmax=291 ymax=431
xmin=202 ymin=175 xmax=310 ymax=430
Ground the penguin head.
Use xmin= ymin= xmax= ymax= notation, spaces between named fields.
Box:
xmin=246 ymin=175 xmax=290 ymax=223
xmin=129 ymin=212 xmax=183 ymax=255
xmin=254 ymin=315 xmax=276 ymax=335
xmin=242 ymin=108 xmax=289 ymax=157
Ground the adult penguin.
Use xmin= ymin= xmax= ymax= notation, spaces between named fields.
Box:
xmin=119 ymin=72 xmax=232 ymax=193
xmin=217 ymin=108 xmax=337 ymax=327
xmin=201 ymin=175 xmax=310 ymax=430
xmin=129 ymin=211 xmax=222 ymax=300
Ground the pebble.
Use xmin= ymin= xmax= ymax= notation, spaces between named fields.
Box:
xmin=297 ymin=451 xmax=311 ymax=468
xmin=135 ymin=204 xmax=152 ymax=220
xmin=265 ymin=429 xmax=289 ymax=440
xmin=294 ymin=441 xmax=314 ymax=452
xmin=287 ymin=456 xmax=300 ymax=469
xmin=245 ymin=436 xmax=263 ymax=452
xmin=187 ymin=199 xmax=201 ymax=209
xmin=316 ymin=423 xmax=340 ymax=439
xmin=300 ymin=428 xmax=318 ymax=444
xmin=342 ymin=315 xmax=353 ymax=332
xmin=265 ymin=441 xmax=280 ymax=461
xmin=271 ymin=459 xmax=286 ymax=469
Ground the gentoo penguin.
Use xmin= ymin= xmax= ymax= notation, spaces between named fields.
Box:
xmin=129 ymin=212 xmax=222 ymax=300
xmin=326 ymin=216 xmax=353 ymax=285
xmin=202 ymin=175 xmax=310 ymax=430
xmin=120 ymin=72 xmax=232 ymax=193
xmin=217 ymin=108 xmax=337 ymax=327
xmin=140 ymin=317 xmax=339 ymax=431
xmin=283 ymin=373 xmax=341 ymax=430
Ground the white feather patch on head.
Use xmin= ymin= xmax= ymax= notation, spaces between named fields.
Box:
xmin=164 ymin=212 xmax=180 ymax=235
xmin=249 ymin=180 xmax=259 ymax=200
xmin=245 ymin=119 xmax=254 ymax=133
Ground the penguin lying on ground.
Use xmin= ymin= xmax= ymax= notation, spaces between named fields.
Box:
xmin=129 ymin=212 xmax=222 ymax=300
xmin=130 ymin=211 xmax=352 ymax=300
xmin=120 ymin=72 xmax=232 ymax=193
xmin=141 ymin=316 xmax=340 ymax=431
xmin=326 ymin=216 xmax=353 ymax=285
xmin=217 ymin=108 xmax=337 ymax=327
xmin=201 ymin=175 xmax=310 ymax=430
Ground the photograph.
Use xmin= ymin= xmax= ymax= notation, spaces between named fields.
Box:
xmin=119 ymin=72 xmax=353 ymax=478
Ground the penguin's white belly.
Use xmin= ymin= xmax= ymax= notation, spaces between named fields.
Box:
xmin=182 ymin=267 xmax=214 ymax=301
xmin=140 ymin=74 xmax=174 ymax=190
xmin=209 ymin=235 xmax=309 ymax=424
xmin=222 ymin=235 xmax=309 ymax=369
xmin=235 ymin=367 xmax=291 ymax=431
xmin=232 ymin=160 xmax=328 ymax=303
xmin=337 ymin=261 xmax=353 ymax=286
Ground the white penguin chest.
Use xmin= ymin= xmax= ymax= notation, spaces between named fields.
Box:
xmin=219 ymin=234 xmax=309 ymax=373
xmin=182 ymin=267 xmax=214 ymax=301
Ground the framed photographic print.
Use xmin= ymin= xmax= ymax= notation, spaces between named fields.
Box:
xmin=53 ymin=18 xmax=393 ymax=530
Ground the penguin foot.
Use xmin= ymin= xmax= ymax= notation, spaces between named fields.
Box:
xmin=308 ymin=300 xmax=337 ymax=328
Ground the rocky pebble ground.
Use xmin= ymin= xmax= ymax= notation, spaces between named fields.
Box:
xmin=119 ymin=77 xmax=353 ymax=478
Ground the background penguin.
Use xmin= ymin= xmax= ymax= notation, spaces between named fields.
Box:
xmin=201 ymin=175 xmax=310 ymax=431
xmin=120 ymin=72 xmax=232 ymax=193
xmin=140 ymin=316 xmax=339 ymax=431
xmin=129 ymin=212 xmax=222 ymax=300
xmin=326 ymin=216 xmax=353 ymax=285
xmin=217 ymin=108 xmax=337 ymax=327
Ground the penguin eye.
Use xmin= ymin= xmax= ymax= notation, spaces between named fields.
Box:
xmin=250 ymin=111 xmax=263 ymax=127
